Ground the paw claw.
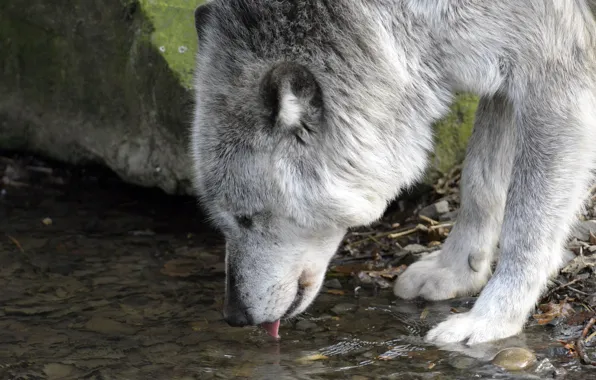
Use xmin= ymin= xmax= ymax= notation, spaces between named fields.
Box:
xmin=424 ymin=312 xmax=523 ymax=345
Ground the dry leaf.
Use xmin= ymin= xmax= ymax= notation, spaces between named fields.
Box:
xmin=561 ymin=255 xmax=596 ymax=276
xmin=363 ymin=265 xmax=408 ymax=279
xmin=533 ymin=301 xmax=574 ymax=325
xmin=326 ymin=289 xmax=346 ymax=296
xmin=558 ymin=340 xmax=577 ymax=357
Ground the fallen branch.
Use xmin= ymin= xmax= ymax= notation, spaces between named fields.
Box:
xmin=576 ymin=317 xmax=596 ymax=366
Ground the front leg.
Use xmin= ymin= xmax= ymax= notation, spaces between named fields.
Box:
xmin=427 ymin=81 xmax=596 ymax=345
xmin=395 ymin=95 xmax=516 ymax=301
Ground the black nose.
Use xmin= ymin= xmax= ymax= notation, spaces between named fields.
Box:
xmin=223 ymin=306 xmax=252 ymax=327
xmin=224 ymin=268 xmax=254 ymax=327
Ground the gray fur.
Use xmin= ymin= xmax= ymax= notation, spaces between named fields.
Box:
xmin=190 ymin=0 xmax=596 ymax=344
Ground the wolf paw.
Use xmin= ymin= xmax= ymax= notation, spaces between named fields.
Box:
xmin=393 ymin=251 xmax=489 ymax=301
xmin=425 ymin=312 xmax=523 ymax=345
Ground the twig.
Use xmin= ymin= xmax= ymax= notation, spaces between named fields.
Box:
xmin=567 ymin=286 xmax=590 ymax=297
xmin=388 ymin=227 xmax=419 ymax=239
xmin=346 ymin=226 xmax=417 ymax=247
xmin=428 ymin=222 xmax=454 ymax=230
xmin=576 ymin=317 xmax=596 ymax=366
xmin=25 ymin=165 xmax=53 ymax=174
xmin=419 ymin=215 xmax=438 ymax=225
xmin=6 ymin=235 xmax=24 ymax=253
xmin=346 ymin=222 xmax=454 ymax=247
xmin=543 ymin=278 xmax=581 ymax=300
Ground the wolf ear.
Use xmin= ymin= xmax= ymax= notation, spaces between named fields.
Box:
xmin=260 ymin=62 xmax=324 ymax=139
xmin=194 ymin=2 xmax=212 ymax=40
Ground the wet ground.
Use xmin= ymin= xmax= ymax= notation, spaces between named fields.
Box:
xmin=0 ymin=156 xmax=595 ymax=380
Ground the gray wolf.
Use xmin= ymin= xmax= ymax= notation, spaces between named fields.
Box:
xmin=190 ymin=0 xmax=596 ymax=345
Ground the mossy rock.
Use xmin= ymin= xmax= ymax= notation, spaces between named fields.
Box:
xmin=0 ymin=0 xmax=203 ymax=194
xmin=428 ymin=94 xmax=479 ymax=180
xmin=139 ymin=0 xmax=201 ymax=89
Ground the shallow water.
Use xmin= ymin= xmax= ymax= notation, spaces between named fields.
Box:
xmin=0 ymin=171 xmax=590 ymax=379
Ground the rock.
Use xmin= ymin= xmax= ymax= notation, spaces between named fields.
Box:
xmin=402 ymin=244 xmax=428 ymax=255
xmin=570 ymin=220 xmax=596 ymax=241
xmin=491 ymin=347 xmax=537 ymax=371
xmin=0 ymin=1 xmax=202 ymax=194
xmin=324 ymin=278 xmax=343 ymax=289
xmin=534 ymin=358 xmax=566 ymax=379
xmin=295 ymin=319 xmax=319 ymax=331
xmin=84 ymin=316 xmax=137 ymax=336
xmin=448 ymin=355 xmax=478 ymax=369
xmin=202 ymin=310 xmax=223 ymax=322
xmin=434 ymin=200 xmax=450 ymax=214
xmin=43 ymin=363 xmax=76 ymax=379
xmin=427 ymin=94 xmax=478 ymax=181
xmin=439 ymin=210 xmax=459 ymax=221
xmin=331 ymin=303 xmax=358 ymax=315
xmin=419 ymin=200 xmax=450 ymax=220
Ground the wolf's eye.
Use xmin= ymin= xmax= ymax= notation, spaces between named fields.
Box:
xmin=235 ymin=215 xmax=253 ymax=229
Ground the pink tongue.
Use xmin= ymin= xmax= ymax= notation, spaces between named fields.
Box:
xmin=260 ymin=320 xmax=281 ymax=339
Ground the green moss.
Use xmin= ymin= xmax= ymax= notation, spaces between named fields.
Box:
xmin=428 ymin=94 xmax=479 ymax=179
xmin=139 ymin=0 xmax=204 ymax=89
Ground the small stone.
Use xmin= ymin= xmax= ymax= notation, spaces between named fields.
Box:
xmin=43 ymin=363 xmax=75 ymax=379
xmin=42 ymin=217 xmax=53 ymax=226
xmin=295 ymin=319 xmax=319 ymax=331
xmin=534 ymin=358 xmax=566 ymax=378
xmin=331 ymin=303 xmax=357 ymax=315
xmin=324 ymin=278 xmax=343 ymax=289
xmin=492 ymin=347 xmax=537 ymax=371
xmin=570 ymin=220 xmax=596 ymax=241
xmin=202 ymin=310 xmax=223 ymax=322
xmin=419 ymin=201 xmax=450 ymax=219
xmin=449 ymin=355 xmax=478 ymax=369
xmin=85 ymin=316 xmax=137 ymax=335
xmin=402 ymin=244 xmax=428 ymax=254
xmin=434 ymin=200 xmax=450 ymax=214
xmin=439 ymin=210 xmax=459 ymax=221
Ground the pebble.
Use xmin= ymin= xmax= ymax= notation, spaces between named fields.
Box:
xmin=202 ymin=310 xmax=223 ymax=322
xmin=43 ymin=363 xmax=75 ymax=379
xmin=402 ymin=244 xmax=428 ymax=255
xmin=439 ymin=210 xmax=459 ymax=221
xmin=331 ymin=303 xmax=357 ymax=315
xmin=419 ymin=200 xmax=450 ymax=219
xmin=534 ymin=358 xmax=566 ymax=378
xmin=491 ymin=347 xmax=537 ymax=371
xmin=324 ymin=278 xmax=343 ymax=289
xmin=295 ymin=319 xmax=319 ymax=331
xmin=449 ymin=355 xmax=478 ymax=369
xmin=85 ymin=316 xmax=137 ymax=335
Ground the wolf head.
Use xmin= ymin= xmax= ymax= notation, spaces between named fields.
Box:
xmin=190 ymin=1 xmax=434 ymax=331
